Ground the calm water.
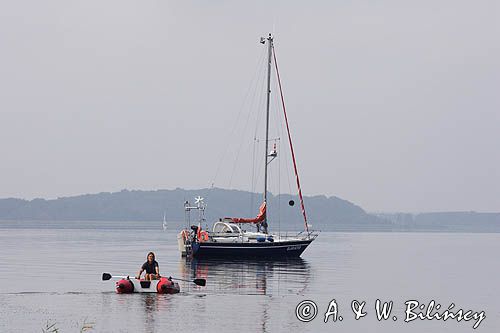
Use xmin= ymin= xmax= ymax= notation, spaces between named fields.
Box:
xmin=0 ymin=220 xmax=498 ymax=332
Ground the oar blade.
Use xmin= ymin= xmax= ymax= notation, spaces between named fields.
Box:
xmin=193 ymin=278 xmax=206 ymax=287
xmin=102 ymin=273 xmax=112 ymax=281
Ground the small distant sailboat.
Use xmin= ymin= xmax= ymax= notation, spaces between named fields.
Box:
xmin=162 ymin=211 xmax=167 ymax=231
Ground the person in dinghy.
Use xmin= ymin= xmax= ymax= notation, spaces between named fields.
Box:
xmin=136 ymin=252 xmax=160 ymax=280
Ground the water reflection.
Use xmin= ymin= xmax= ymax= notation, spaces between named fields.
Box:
xmin=143 ymin=294 xmax=157 ymax=333
xmin=181 ymin=258 xmax=312 ymax=296
xmin=141 ymin=293 xmax=175 ymax=332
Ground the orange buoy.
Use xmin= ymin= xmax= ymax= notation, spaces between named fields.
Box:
xmin=199 ymin=230 xmax=209 ymax=242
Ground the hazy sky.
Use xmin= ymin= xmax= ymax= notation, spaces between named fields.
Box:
xmin=0 ymin=1 xmax=498 ymax=212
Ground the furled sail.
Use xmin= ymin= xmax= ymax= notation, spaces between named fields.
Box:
xmin=227 ymin=202 xmax=266 ymax=224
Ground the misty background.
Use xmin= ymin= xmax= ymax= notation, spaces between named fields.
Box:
xmin=0 ymin=1 xmax=498 ymax=213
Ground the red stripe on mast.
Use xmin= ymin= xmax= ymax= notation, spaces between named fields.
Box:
xmin=272 ymin=47 xmax=309 ymax=232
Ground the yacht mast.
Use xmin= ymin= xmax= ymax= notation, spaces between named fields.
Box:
xmin=263 ymin=33 xmax=273 ymax=231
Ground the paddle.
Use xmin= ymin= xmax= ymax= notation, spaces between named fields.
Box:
xmin=101 ymin=273 xmax=206 ymax=286
xmin=102 ymin=273 xmax=125 ymax=281
xmin=169 ymin=277 xmax=206 ymax=287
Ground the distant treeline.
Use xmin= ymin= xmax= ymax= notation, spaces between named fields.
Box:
xmin=374 ymin=212 xmax=500 ymax=232
xmin=0 ymin=188 xmax=499 ymax=232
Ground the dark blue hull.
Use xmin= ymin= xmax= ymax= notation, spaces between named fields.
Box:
xmin=191 ymin=239 xmax=313 ymax=258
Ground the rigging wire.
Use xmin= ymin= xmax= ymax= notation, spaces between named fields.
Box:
xmin=228 ymin=45 xmax=269 ymax=190
xmin=250 ymin=137 xmax=257 ymax=216
xmin=273 ymin=44 xmax=309 ymax=231
xmin=278 ymin=138 xmax=281 ymax=234
xmin=269 ymin=73 xmax=282 ymax=232
xmin=228 ymin=56 xmax=267 ymax=189
xmin=249 ymin=69 xmax=267 ymax=203
xmin=273 ymin=71 xmax=294 ymax=196
xmin=209 ymin=46 xmax=267 ymax=192
xmin=249 ymin=59 xmax=269 ymax=200
xmin=271 ymin=59 xmax=296 ymax=231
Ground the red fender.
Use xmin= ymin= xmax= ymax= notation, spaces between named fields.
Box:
xmin=156 ymin=277 xmax=180 ymax=294
xmin=116 ymin=279 xmax=134 ymax=293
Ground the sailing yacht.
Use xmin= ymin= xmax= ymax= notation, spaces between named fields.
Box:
xmin=177 ymin=34 xmax=318 ymax=258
